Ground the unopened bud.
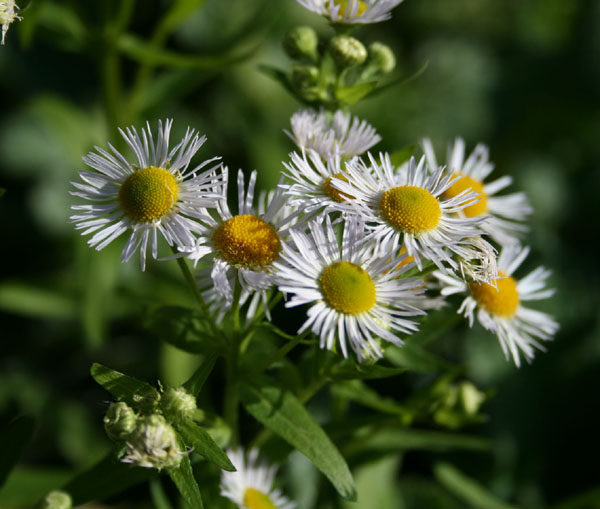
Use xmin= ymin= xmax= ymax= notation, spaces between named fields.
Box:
xmin=329 ymin=35 xmax=367 ymax=69
xmin=459 ymin=382 xmax=485 ymax=416
xmin=292 ymin=65 xmax=320 ymax=90
xmin=368 ymin=42 xmax=396 ymax=74
xmin=284 ymin=26 xmax=319 ymax=61
xmin=104 ymin=402 xmax=137 ymax=442
xmin=122 ymin=414 xmax=185 ymax=470
xmin=38 ymin=491 xmax=72 ymax=509
xmin=161 ymin=386 xmax=197 ymax=422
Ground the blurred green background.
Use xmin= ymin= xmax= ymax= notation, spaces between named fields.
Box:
xmin=1 ymin=0 xmax=599 ymax=507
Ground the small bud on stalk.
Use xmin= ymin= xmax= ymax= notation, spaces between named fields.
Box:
xmin=104 ymin=402 xmax=138 ymax=442
xmin=284 ymin=26 xmax=319 ymax=61
xmin=329 ymin=35 xmax=367 ymax=69
xmin=161 ymin=386 xmax=197 ymax=422
xmin=368 ymin=42 xmax=396 ymax=74
xmin=38 ymin=491 xmax=72 ymax=509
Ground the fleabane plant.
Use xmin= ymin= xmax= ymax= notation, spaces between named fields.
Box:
xmin=1 ymin=0 xmax=21 ymax=45
xmin=61 ymin=0 xmax=559 ymax=506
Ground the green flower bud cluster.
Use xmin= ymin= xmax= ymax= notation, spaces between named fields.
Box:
xmin=103 ymin=384 xmax=198 ymax=471
xmin=281 ymin=25 xmax=397 ymax=109
xmin=430 ymin=381 xmax=487 ymax=430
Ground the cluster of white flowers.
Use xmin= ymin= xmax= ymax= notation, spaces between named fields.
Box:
xmin=70 ymin=111 xmax=557 ymax=368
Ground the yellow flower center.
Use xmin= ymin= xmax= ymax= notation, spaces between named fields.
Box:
xmin=328 ymin=0 xmax=367 ymax=17
xmin=244 ymin=488 xmax=277 ymax=509
xmin=379 ymin=186 xmax=442 ymax=234
xmin=212 ymin=215 xmax=282 ymax=268
xmin=443 ymin=174 xmax=487 ymax=217
xmin=323 ymin=173 xmax=354 ymax=203
xmin=320 ymin=261 xmax=376 ymax=314
xmin=118 ymin=166 xmax=179 ymax=222
xmin=468 ymin=271 xmax=519 ymax=317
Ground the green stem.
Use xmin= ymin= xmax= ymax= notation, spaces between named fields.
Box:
xmin=252 ymin=333 xmax=306 ymax=374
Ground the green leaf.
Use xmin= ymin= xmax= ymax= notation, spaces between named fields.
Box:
xmin=61 ymin=450 xmax=154 ymax=504
xmin=117 ymin=33 xmax=251 ymax=69
xmin=240 ymin=376 xmax=356 ymax=500
xmin=335 ymin=81 xmax=377 ymax=107
xmin=0 ymin=283 xmax=77 ymax=320
xmin=175 ymin=420 xmax=235 ymax=472
xmin=385 ymin=342 xmax=450 ymax=374
xmin=331 ymin=380 xmax=411 ymax=419
xmin=367 ymin=61 xmax=430 ymax=100
xmin=160 ymin=0 xmax=208 ymax=33
xmin=167 ymin=455 xmax=204 ymax=509
xmin=149 ymin=478 xmax=174 ymax=509
xmin=389 ymin=145 xmax=417 ymax=168
xmin=183 ymin=355 xmax=217 ymax=396
xmin=433 ymin=462 xmax=517 ymax=509
xmin=90 ymin=363 xmax=158 ymax=408
xmin=145 ymin=306 xmax=223 ymax=354
xmin=0 ymin=416 xmax=36 ymax=488
xmin=330 ymin=359 xmax=406 ymax=380
xmin=341 ymin=456 xmax=402 ymax=509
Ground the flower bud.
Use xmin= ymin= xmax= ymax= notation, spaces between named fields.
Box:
xmin=459 ymin=382 xmax=486 ymax=416
xmin=104 ymin=402 xmax=137 ymax=442
xmin=38 ymin=491 xmax=72 ymax=509
xmin=122 ymin=414 xmax=185 ymax=470
xmin=1 ymin=0 xmax=22 ymax=45
xmin=292 ymin=65 xmax=320 ymax=90
xmin=368 ymin=42 xmax=396 ymax=74
xmin=283 ymin=26 xmax=319 ymax=61
xmin=160 ymin=386 xmax=197 ymax=422
xmin=329 ymin=35 xmax=367 ymax=69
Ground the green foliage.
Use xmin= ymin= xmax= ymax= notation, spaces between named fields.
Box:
xmin=0 ymin=416 xmax=36 ymax=489
xmin=90 ymin=363 xmax=159 ymax=410
xmin=240 ymin=375 xmax=357 ymax=501
xmin=167 ymin=454 xmax=204 ymax=509
xmin=175 ymin=420 xmax=235 ymax=472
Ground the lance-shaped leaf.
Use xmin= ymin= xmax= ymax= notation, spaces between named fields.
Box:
xmin=90 ymin=363 xmax=159 ymax=409
xmin=240 ymin=376 xmax=356 ymax=501
xmin=329 ymin=359 xmax=406 ymax=381
xmin=183 ymin=355 xmax=217 ymax=396
xmin=167 ymin=454 xmax=204 ymax=509
xmin=0 ymin=416 xmax=35 ymax=489
xmin=175 ymin=420 xmax=235 ymax=472
xmin=335 ymin=81 xmax=377 ymax=107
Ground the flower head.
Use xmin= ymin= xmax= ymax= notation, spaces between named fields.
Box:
xmin=181 ymin=167 xmax=298 ymax=320
xmin=434 ymin=245 xmax=558 ymax=366
xmin=286 ymin=108 xmax=380 ymax=160
xmin=295 ymin=0 xmax=404 ymax=24
xmin=70 ymin=119 xmax=222 ymax=270
xmin=332 ymin=153 xmax=496 ymax=281
xmin=422 ymin=137 xmax=532 ymax=246
xmin=220 ymin=448 xmax=295 ymax=509
xmin=1 ymin=0 xmax=21 ymax=45
xmin=275 ymin=216 xmax=431 ymax=361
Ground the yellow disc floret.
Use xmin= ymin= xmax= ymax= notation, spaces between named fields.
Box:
xmin=244 ymin=488 xmax=277 ymax=509
xmin=443 ymin=174 xmax=487 ymax=217
xmin=119 ymin=166 xmax=179 ymax=222
xmin=379 ymin=186 xmax=442 ymax=234
xmin=468 ymin=271 xmax=519 ymax=317
xmin=320 ymin=261 xmax=376 ymax=314
xmin=328 ymin=0 xmax=367 ymax=17
xmin=323 ymin=173 xmax=354 ymax=203
xmin=212 ymin=215 xmax=281 ymax=268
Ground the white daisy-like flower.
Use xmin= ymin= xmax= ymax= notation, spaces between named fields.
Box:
xmin=220 ymin=448 xmax=295 ymax=509
xmin=275 ymin=216 xmax=430 ymax=361
xmin=286 ymin=108 xmax=381 ymax=160
xmin=422 ymin=137 xmax=532 ymax=247
xmin=281 ymin=148 xmax=355 ymax=215
xmin=70 ymin=119 xmax=223 ymax=271
xmin=332 ymin=153 xmax=496 ymax=279
xmin=295 ymin=0 xmax=403 ymax=24
xmin=182 ymin=167 xmax=298 ymax=315
xmin=434 ymin=245 xmax=558 ymax=367
xmin=1 ymin=0 xmax=21 ymax=45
